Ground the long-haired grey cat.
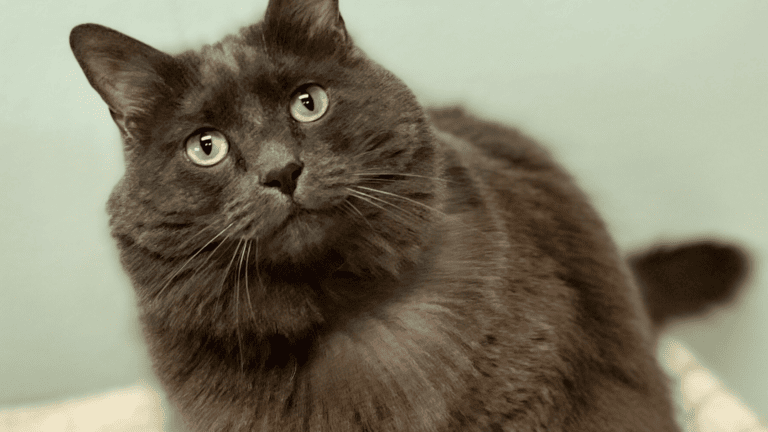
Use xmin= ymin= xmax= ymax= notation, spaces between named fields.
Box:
xmin=69 ymin=0 xmax=748 ymax=430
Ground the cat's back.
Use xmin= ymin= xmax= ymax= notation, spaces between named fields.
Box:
xmin=427 ymin=107 xmax=679 ymax=431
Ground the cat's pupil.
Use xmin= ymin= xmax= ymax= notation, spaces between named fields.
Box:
xmin=298 ymin=92 xmax=314 ymax=111
xmin=200 ymin=135 xmax=213 ymax=155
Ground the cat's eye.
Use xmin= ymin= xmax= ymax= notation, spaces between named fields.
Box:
xmin=185 ymin=130 xmax=229 ymax=166
xmin=289 ymin=85 xmax=329 ymax=122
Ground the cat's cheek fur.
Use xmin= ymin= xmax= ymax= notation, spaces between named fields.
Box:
xmin=292 ymin=171 xmax=346 ymax=211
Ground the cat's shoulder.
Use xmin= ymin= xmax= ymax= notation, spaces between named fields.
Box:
xmin=427 ymin=107 xmax=555 ymax=171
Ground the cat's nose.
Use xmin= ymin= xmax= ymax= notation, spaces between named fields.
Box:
xmin=262 ymin=162 xmax=303 ymax=196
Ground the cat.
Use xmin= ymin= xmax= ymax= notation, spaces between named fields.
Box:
xmin=69 ymin=0 xmax=747 ymax=430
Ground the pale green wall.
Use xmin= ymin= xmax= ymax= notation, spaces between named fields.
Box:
xmin=1 ymin=0 xmax=766 ymax=421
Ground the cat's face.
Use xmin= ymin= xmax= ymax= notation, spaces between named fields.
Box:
xmin=71 ymin=0 xmax=443 ymax=338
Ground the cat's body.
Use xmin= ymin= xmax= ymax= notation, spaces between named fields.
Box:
xmin=69 ymin=0 xmax=743 ymax=430
xmin=140 ymin=108 xmax=677 ymax=432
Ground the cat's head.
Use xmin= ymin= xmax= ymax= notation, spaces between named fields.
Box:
xmin=70 ymin=0 xmax=444 ymax=338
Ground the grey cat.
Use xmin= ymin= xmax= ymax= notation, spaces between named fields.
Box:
xmin=69 ymin=0 xmax=747 ymax=430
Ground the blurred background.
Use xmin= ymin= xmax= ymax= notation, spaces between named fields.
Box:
xmin=1 ymin=0 xmax=765 ymax=430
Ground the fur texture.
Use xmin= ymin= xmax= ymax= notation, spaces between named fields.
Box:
xmin=65 ymin=1 xmax=745 ymax=430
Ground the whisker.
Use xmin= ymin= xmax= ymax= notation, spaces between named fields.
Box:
xmin=236 ymin=238 xmax=247 ymax=373
xmin=237 ymin=239 xmax=248 ymax=290
xmin=215 ymin=239 xmax=243 ymax=315
xmin=348 ymin=178 xmax=398 ymax=185
xmin=165 ymin=224 xmax=215 ymax=253
xmin=355 ymin=185 xmax=453 ymax=221
xmin=352 ymin=172 xmax=457 ymax=184
xmin=254 ymin=240 xmax=264 ymax=296
xmin=343 ymin=200 xmax=376 ymax=232
xmin=244 ymin=240 xmax=256 ymax=322
xmin=355 ymin=186 xmax=490 ymax=240
xmin=289 ymin=358 xmax=297 ymax=383
xmin=156 ymin=222 xmax=235 ymax=299
xmin=182 ymin=229 xmax=238 ymax=298
xmin=350 ymin=187 xmax=423 ymax=218
xmin=338 ymin=202 xmax=357 ymax=222
xmin=346 ymin=188 xmax=419 ymax=225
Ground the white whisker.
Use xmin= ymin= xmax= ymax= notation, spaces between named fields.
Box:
xmin=354 ymin=186 xmax=490 ymax=240
xmin=244 ymin=240 xmax=256 ymax=322
xmin=215 ymin=239 xmax=243 ymax=315
xmin=156 ymin=222 xmax=235 ymax=299
xmin=236 ymin=238 xmax=247 ymax=373
xmin=168 ymin=225 xmax=216 ymax=253
xmin=343 ymin=200 xmax=376 ymax=232
xmin=347 ymin=187 xmax=422 ymax=223
xmin=355 ymin=185 xmax=441 ymax=216
xmin=254 ymin=240 xmax=265 ymax=297
xmin=352 ymin=172 xmax=455 ymax=184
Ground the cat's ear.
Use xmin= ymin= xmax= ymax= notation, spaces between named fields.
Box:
xmin=263 ymin=0 xmax=350 ymax=56
xmin=69 ymin=24 xmax=182 ymax=138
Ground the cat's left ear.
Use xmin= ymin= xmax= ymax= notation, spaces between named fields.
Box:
xmin=263 ymin=0 xmax=350 ymax=56
xmin=70 ymin=24 xmax=183 ymax=138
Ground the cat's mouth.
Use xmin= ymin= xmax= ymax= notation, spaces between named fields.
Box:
xmin=248 ymin=205 xmax=342 ymax=259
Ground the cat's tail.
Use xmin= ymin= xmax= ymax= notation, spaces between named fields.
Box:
xmin=628 ymin=241 xmax=750 ymax=328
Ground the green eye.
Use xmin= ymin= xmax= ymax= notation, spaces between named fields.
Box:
xmin=185 ymin=130 xmax=229 ymax=166
xmin=290 ymin=84 xmax=329 ymax=122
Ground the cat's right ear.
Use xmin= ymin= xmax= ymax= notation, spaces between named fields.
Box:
xmin=263 ymin=0 xmax=351 ymax=57
xmin=69 ymin=24 xmax=181 ymax=138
